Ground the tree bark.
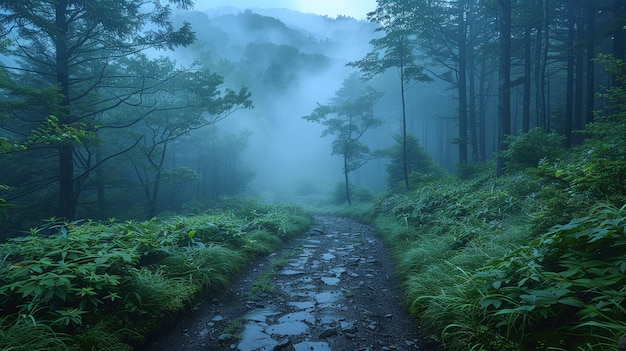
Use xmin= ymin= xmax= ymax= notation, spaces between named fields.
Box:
xmin=458 ymin=0 xmax=468 ymax=164
xmin=522 ymin=26 xmax=532 ymax=132
xmin=478 ymin=59 xmax=488 ymax=162
xmin=585 ymin=0 xmax=596 ymax=125
xmin=496 ymin=0 xmax=511 ymax=177
xmin=564 ymin=3 xmax=575 ymax=148
xmin=344 ymin=155 xmax=352 ymax=205
xmin=55 ymin=0 xmax=75 ymax=220
xmin=400 ymin=51 xmax=409 ymax=191
xmin=535 ymin=0 xmax=549 ymax=131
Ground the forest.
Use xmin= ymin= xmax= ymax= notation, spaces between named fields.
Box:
xmin=0 ymin=0 xmax=625 ymax=350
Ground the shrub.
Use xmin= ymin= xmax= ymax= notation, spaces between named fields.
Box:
xmin=385 ymin=133 xmax=448 ymax=190
xmin=476 ymin=204 xmax=626 ymax=350
xmin=500 ymin=128 xmax=564 ymax=173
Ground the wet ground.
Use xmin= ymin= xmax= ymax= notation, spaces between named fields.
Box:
xmin=141 ymin=216 xmax=432 ymax=351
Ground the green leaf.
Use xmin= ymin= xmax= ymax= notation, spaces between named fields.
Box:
xmin=480 ymin=297 xmax=503 ymax=309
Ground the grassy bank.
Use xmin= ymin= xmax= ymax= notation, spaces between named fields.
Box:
xmin=0 ymin=199 xmax=313 ymax=350
xmin=341 ymin=164 xmax=625 ymax=351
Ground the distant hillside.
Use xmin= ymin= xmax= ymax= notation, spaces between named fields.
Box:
xmin=173 ymin=7 xmax=376 ymax=64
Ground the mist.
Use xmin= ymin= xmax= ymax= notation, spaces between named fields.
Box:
xmin=166 ymin=8 xmax=383 ymax=204
xmin=0 ymin=2 xmax=459 ymax=228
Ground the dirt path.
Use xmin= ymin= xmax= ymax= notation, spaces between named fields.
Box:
xmin=141 ymin=216 xmax=432 ymax=351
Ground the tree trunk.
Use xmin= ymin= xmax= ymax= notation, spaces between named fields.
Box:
xmin=478 ymin=59 xmax=488 ymax=162
xmin=574 ymin=16 xmax=585 ymax=144
xmin=344 ymin=155 xmax=351 ymax=205
xmin=496 ymin=0 xmax=511 ymax=177
xmin=522 ymin=26 xmax=532 ymax=132
xmin=96 ymin=138 xmax=105 ymax=213
xmin=564 ymin=3 xmax=576 ymax=148
xmin=146 ymin=142 xmax=169 ymax=218
xmin=535 ymin=0 xmax=549 ymax=131
xmin=613 ymin=0 xmax=626 ymax=61
xmin=400 ymin=60 xmax=409 ymax=191
xmin=55 ymin=0 xmax=75 ymax=220
xmin=585 ymin=0 xmax=596 ymax=125
xmin=458 ymin=0 xmax=468 ymax=164
xmin=468 ymin=46 xmax=478 ymax=161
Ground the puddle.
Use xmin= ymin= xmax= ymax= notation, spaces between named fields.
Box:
xmin=321 ymin=277 xmax=340 ymax=285
xmin=293 ymin=341 xmax=331 ymax=351
xmin=266 ymin=321 xmax=308 ymax=336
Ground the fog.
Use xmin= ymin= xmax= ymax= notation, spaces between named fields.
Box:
xmin=165 ymin=7 xmax=394 ymax=204
xmin=157 ymin=5 xmax=460 ymax=206
xmin=192 ymin=0 xmax=377 ymax=20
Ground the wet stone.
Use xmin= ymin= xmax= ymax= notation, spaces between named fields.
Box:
xmin=278 ymin=311 xmax=316 ymax=324
xmin=321 ymin=277 xmax=340 ymax=285
xmin=340 ymin=321 xmax=357 ymax=333
xmin=217 ymin=333 xmax=233 ymax=342
xmin=265 ymin=321 xmax=308 ymax=336
xmin=288 ymin=301 xmax=315 ymax=310
xmin=273 ymin=338 xmax=291 ymax=350
xmin=314 ymin=291 xmax=341 ymax=305
xmin=319 ymin=328 xmax=338 ymax=338
xmin=278 ymin=269 xmax=306 ymax=276
xmin=245 ymin=308 xmax=280 ymax=322
xmin=237 ymin=323 xmax=277 ymax=351
xmin=321 ymin=253 xmax=335 ymax=260
xmin=293 ymin=341 xmax=331 ymax=351
xmin=319 ymin=315 xmax=341 ymax=324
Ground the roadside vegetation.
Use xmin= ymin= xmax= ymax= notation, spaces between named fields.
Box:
xmin=338 ymin=55 xmax=626 ymax=351
xmin=0 ymin=198 xmax=312 ymax=350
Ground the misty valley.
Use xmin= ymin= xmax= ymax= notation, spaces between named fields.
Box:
xmin=0 ymin=1 xmax=625 ymax=351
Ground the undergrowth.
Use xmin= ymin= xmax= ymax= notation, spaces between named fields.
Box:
xmin=357 ymin=167 xmax=624 ymax=350
xmin=0 ymin=199 xmax=312 ymax=350
xmin=356 ymin=159 xmax=625 ymax=351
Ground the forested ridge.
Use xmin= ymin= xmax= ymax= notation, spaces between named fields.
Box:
xmin=0 ymin=1 xmax=625 ymax=350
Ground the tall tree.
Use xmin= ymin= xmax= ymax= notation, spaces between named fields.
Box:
xmin=496 ymin=0 xmax=512 ymax=176
xmin=349 ymin=0 xmax=431 ymax=191
xmin=0 ymin=0 xmax=195 ymax=220
xmin=302 ymin=75 xmax=383 ymax=204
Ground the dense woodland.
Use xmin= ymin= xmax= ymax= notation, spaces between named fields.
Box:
xmin=0 ymin=0 xmax=625 ymax=350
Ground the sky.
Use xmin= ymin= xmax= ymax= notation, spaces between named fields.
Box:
xmin=192 ymin=0 xmax=377 ymax=20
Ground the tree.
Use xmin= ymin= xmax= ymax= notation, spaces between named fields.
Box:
xmin=349 ymin=0 xmax=431 ymax=191
xmin=0 ymin=0 xmax=195 ymax=220
xmin=125 ymin=61 xmax=252 ymax=218
xmin=385 ymin=133 xmax=447 ymax=191
xmin=496 ymin=0 xmax=512 ymax=177
xmin=302 ymin=75 xmax=383 ymax=205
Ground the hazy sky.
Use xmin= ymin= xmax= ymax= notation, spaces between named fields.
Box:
xmin=193 ymin=0 xmax=377 ymax=20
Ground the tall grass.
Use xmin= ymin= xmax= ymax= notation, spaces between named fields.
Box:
xmin=355 ymin=163 xmax=626 ymax=351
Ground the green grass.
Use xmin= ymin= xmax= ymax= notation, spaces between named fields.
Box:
xmin=248 ymin=250 xmax=300 ymax=298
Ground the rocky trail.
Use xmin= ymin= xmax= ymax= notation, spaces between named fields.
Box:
xmin=141 ymin=216 xmax=432 ymax=351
